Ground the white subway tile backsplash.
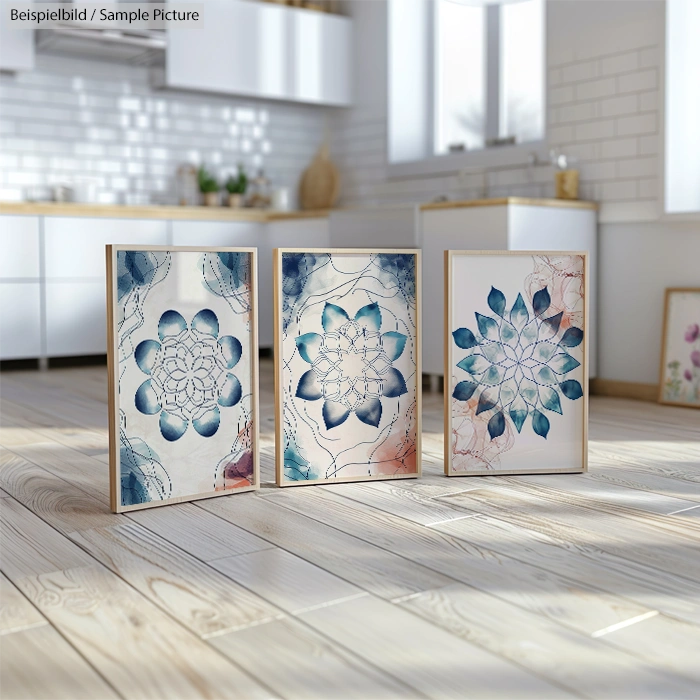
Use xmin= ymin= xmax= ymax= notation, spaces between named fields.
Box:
xmin=560 ymin=59 xmax=600 ymax=84
xmin=600 ymin=180 xmax=637 ymax=201
xmin=599 ymin=94 xmax=638 ymax=118
xmin=600 ymin=51 xmax=638 ymax=76
xmin=555 ymin=101 xmax=599 ymax=124
xmin=638 ymin=90 xmax=658 ymax=113
xmin=638 ymin=46 xmax=660 ymax=70
xmin=0 ymin=55 xmax=324 ymax=204
xmin=600 ymin=137 xmax=637 ymax=159
xmin=580 ymin=161 xmax=617 ymax=181
xmin=549 ymin=85 xmax=574 ymax=106
xmin=617 ymin=69 xmax=657 ymax=94
xmin=574 ymin=77 xmax=617 ymax=102
xmin=637 ymin=134 xmax=659 ymax=155
xmin=574 ymin=119 xmax=615 ymax=142
xmin=616 ymin=113 xmax=657 ymax=137
xmin=637 ymin=178 xmax=658 ymax=199
xmin=617 ymin=156 xmax=657 ymax=179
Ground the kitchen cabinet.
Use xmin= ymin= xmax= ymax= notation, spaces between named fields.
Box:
xmin=0 ymin=215 xmax=41 ymax=360
xmin=0 ymin=216 xmax=40 ymax=278
xmin=44 ymin=217 xmax=167 ymax=280
xmin=0 ymin=0 xmax=34 ymax=72
xmin=0 ymin=209 xmax=329 ymax=359
xmin=45 ymin=280 xmax=106 ymax=357
xmin=0 ymin=283 xmax=41 ymax=359
xmin=420 ymin=200 xmax=598 ymax=377
xmin=170 ymin=221 xmax=262 ymax=247
xmin=166 ymin=0 xmax=351 ymax=106
xmin=42 ymin=216 xmax=167 ymax=357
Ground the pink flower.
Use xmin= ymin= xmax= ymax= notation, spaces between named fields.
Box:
xmin=685 ymin=324 xmax=700 ymax=343
xmin=692 ymin=351 xmax=700 ymax=368
xmin=684 ymin=369 xmax=693 ymax=381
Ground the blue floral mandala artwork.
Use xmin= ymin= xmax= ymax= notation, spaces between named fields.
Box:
xmin=452 ymin=286 xmax=584 ymax=440
xmin=134 ymin=308 xmax=243 ymax=441
xmin=295 ymin=302 xmax=408 ymax=430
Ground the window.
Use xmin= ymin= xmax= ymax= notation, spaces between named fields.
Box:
xmin=389 ymin=0 xmax=546 ymax=170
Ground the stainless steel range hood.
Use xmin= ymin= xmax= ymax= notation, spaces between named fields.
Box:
xmin=35 ymin=1 xmax=166 ymax=65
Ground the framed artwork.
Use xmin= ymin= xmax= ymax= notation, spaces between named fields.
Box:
xmin=444 ymin=250 xmax=588 ymax=476
xmin=659 ymin=288 xmax=700 ymax=408
xmin=274 ymin=248 xmax=421 ymax=486
xmin=106 ymin=246 xmax=259 ymax=513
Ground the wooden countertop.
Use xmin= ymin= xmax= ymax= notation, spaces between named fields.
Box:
xmin=0 ymin=201 xmax=332 ymax=222
xmin=420 ymin=197 xmax=598 ymax=211
xmin=0 ymin=197 xmax=598 ymax=221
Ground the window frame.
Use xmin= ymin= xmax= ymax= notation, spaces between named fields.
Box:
xmin=387 ymin=0 xmax=548 ymax=180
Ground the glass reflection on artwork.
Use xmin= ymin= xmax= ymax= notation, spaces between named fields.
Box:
xmin=278 ymin=251 xmax=419 ymax=485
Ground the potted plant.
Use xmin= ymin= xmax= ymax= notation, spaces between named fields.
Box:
xmin=225 ymin=165 xmax=248 ymax=208
xmin=197 ymin=166 xmax=220 ymax=206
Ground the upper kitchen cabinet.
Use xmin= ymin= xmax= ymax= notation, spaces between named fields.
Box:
xmin=166 ymin=0 xmax=352 ymax=106
xmin=0 ymin=0 xmax=34 ymax=71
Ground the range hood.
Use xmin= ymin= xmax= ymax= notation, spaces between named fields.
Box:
xmin=35 ymin=1 xmax=166 ymax=65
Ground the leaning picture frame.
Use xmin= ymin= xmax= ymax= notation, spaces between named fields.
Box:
xmin=444 ymin=250 xmax=589 ymax=476
xmin=274 ymin=248 xmax=422 ymax=487
xmin=107 ymin=245 xmax=259 ymax=512
xmin=658 ymin=287 xmax=700 ymax=408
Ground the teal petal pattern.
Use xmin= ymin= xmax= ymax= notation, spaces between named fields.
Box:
xmin=452 ymin=284 xmax=584 ymax=441
xmin=135 ymin=308 xmax=243 ymax=441
xmin=295 ymin=301 xmax=411 ymax=430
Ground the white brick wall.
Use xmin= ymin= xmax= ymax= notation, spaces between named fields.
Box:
xmin=332 ymin=37 xmax=662 ymax=221
xmin=0 ymin=55 xmax=326 ymax=205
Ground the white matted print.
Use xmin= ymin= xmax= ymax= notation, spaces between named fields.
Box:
xmin=445 ymin=251 xmax=588 ymax=476
xmin=107 ymin=246 xmax=258 ymax=512
xmin=275 ymin=249 xmax=421 ymax=486
xmin=659 ymin=288 xmax=700 ymax=408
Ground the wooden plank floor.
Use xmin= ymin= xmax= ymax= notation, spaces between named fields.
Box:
xmin=1 ymin=361 xmax=700 ymax=699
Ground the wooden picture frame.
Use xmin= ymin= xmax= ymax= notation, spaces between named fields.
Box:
xmin=658 ymin=287 xmax=700 ymax=408
xmin=444 ymin=250 xmax=589 ymax=476
xmin=107 ymin=245 xmax=259 ymax=512
xmin=274 ymin=248 xmax=422 ymax=487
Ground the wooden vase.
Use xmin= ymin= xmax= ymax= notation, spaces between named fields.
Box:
xmin=555 ymin=170 xmax=579 ymax=200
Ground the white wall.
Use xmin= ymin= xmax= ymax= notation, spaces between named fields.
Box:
xmin=331 ymin=0 xmax=700 ymax=387
xmin=0 ymin=54 xmax=326 ymax=205
xmin=332 ymin=0 xmax=664 ymax=224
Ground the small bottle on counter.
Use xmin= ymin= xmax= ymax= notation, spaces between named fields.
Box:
xmin=247 ymin=169 xmax=272 ymax=209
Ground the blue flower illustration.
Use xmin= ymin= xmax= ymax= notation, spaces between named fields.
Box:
xmin=452 ymin=286 xmax=584 ymax=440
xmin=295 ymin=302 xmax=408 ymax=430
xmin=134 ymin=309 xmax=243 ymax=441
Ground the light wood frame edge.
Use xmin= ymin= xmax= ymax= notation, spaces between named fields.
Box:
xmin=107 ymin=245 xmax=260 ymax=513
xmin=657 ymin=287 xmax=700 ymax=408
xmin=444 ymin=249 xmax=589 ymax=477
xmin=274 ymin=247 xmax=422 ymax=487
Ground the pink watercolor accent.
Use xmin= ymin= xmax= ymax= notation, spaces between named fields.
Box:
xmin=685 ymin=324 xmax=700 ymax=343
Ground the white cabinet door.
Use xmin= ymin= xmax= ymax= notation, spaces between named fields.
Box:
xmin=44 ymin=217 xmax=168 ymax=279
xmin=0 ymin=216 xmax=42 ymax=359
xmin=170 ymin=221 xmax=262 ymax=247
xmin=291 ymin=10 xmax=351 ymax=106
xmin=0 ymin=283 xmax=41 ymax=359
xmin=420 ymin=207 xmax=509 ymax=375
xmin=45 ymin=281 xmax=107 ymax=357
xmin=166 ymin=0 xmax=351 ymax=106
xmin=0 ymin=216 xmax=40 ymax=278
xmin=43 ymin=216 xmax=167 ymax=357
xmin=0 ymin=0 xmax=34 ymax=71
